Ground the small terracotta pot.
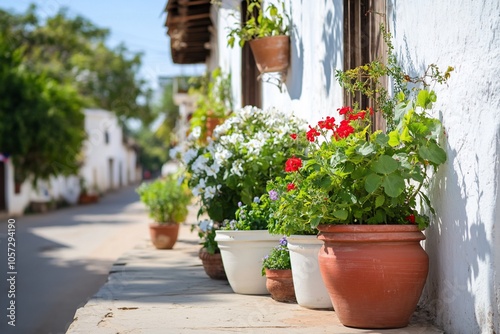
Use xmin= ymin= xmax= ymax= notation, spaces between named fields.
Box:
xmin=199 ymin=248 xmax=227 ymax=280
xmin=249 ymin=35 xmax=290 ymax=73
xmin=265 ymin=269 xmax=296 ymax=303
xmin=149 ymin=223 xmax=180 ymax=249
xmin=317 ymin=224 xmax=428 ymax=329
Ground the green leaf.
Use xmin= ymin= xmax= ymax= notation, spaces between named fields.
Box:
xmin=357 ymin=142 xmax=375 ymax=156
xmin=365 ymin=173 xmax=382 ymax=193
xmin=333 ymin=210 xmax=348 ymax=220
xmin=388 ymin=131 xmax=400 ymax=147
xmin=416 ymin=90 xmax=434 ymax=109
xmin=375 ymin=194 xmax=385 ymax=208
xmin=418 ymin=142 xmax=447 ymax=165
xmin=400 ymin=126 xmax=412 ymax=142
xmin=397 ymin=91 xmax=405 ymax=102
xmin=310 ymin=216 xmax=321 ymax=228
xmin=382 ymin=173 xmax=405 ymax=198
xmin=371 ymin=155 xmax=400 ymax=174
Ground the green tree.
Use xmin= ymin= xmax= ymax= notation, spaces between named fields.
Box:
xmin=0 ymin=5 xmax=154 ymax=124
xmin=0 ymin=33 xmax=85 ymax=183
xmin=0 ymin=5 xmax=155 ymax=183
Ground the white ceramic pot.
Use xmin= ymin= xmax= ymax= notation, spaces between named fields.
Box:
xmin=215 ymin=230 xmax=280 ymax=295
xmin=288 ymin=235 xmax=333 ymax=309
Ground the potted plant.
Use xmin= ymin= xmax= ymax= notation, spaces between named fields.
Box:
xmin=227 ymin=0 xmax=291 ymax=73
xmin=266 ymin=178 xmax=333 ymax=309
xmin=188 ymin=67 xmax=233 ymax=141
xmin=279 ymin=27 xmax=453 ymax=328
xmin=136 ymin=173 xmax=192 ymax=249
xmin=174 ymin=105 xmax=307 ymax=293
xmin=192 ymin=219 xmax=227 ymax=280
xmin=78 ymin=177 xmax=99 ymax=204
xmin=215 ymin=194 xmax=280 ymax=295
xmin=177 ymin=105 xmax=307 ymax=221
xmin=261 ymin=236 xmax=296 ymax=303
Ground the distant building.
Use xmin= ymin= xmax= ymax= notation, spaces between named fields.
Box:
xmin=80 ymin=109 xmax=141 ymax=194
xmin=0 ymin=109 xmax=141 ymax=216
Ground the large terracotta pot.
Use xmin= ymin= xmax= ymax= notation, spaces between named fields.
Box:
xmin=265 ymin=269 xmax=296 ymax=303
xmin=317 ymin=224 xmax=428 ymax=329
xmin=198 ymin=247 xmax=227 ymax=280
xmin=215 ymin=230 xmax=280 ymax=295
xmin=249 ymin=35 xmax=290 ymax=73
xmin=149 ymin=223 xmax=180 ymax=249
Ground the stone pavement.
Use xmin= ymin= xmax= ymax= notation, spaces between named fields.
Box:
xmin=66 ymin=214 xmax=444 ymax=334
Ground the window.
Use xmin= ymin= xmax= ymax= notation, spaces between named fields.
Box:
xmin=343 ymin=0 xmax=387 ymax=131
xmin=104 ymin=130 xmax=110 ymax=144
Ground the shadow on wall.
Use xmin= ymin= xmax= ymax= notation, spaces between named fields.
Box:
xmin=321 ymin=0 xmax=342 ymax=96
xmin=423 ymin=143 xmax=489 ymax=334
xmin=287 ymin=0 xmax=304 ymax=99
xmin=288 ymin=0 xmax=342 ymax=100
xmin=397 ymin=39 xmax=487 ymax=332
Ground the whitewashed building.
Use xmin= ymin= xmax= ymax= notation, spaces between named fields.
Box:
xmin=80 ymin=109 xmax=141 ymax=194
xmin=165 ymin=0 xmax=500 ymax=333
xmin=0 ymin=109 xmax=141 ymax=216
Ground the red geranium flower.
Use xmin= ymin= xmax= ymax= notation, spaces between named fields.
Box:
xmin=306 ymin=126 xmax=321 ymax=142
xmin=290 ymin=133 xmax=297 ymax=140
xmin=285 ymin=156 xmax=302 ymax=172
xmin=406 ymin=214 xmax=416 ymax=224
xmin=337 ymin=106 xmax=353 ymax=115
xmin=336 ymin=120 xmax=355 ymax=139
xmin=287 ymin=183 xmax=296 ymax=191
xmin=318 ymin=116 xmax=336 ymax=130
xmin=348 ymin=111 xmax=366 ymax=121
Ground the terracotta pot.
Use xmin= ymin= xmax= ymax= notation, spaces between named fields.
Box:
xmin=198 ymin=247 xmax=227 ymax=280
xmin=265 ymin=268 xmax=296 ymax=303
xmin=249 ymin=35 xmax=290 ymax=73
xmin=149 ymin=223 xmax=180 ymax=249
xmin=317 ymin=224 xmax=428 ymax=329
xmin=205 ymin=116 xmax=223 ymax=139
xmin=78 ymin=193 xmax=99 ymax=204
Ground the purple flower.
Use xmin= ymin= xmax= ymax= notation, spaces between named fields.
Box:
xmin=279 ymin=236 xmax=287 ymax=246
xmin=238 ymin=201 xmax=242 ymax=207
xmin=269 ymin=190 xmax=278 ymax=201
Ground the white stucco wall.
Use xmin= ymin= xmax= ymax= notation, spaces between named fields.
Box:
xmin=210 ymin=1 xmax=499 ymax=331
xmin=81 ymin=109 xmax=136 ymax=194
xmin=389 ymin=1 xmax=500 ymax=333
xmin=5 ymin=160 xmax=80 ymax=216
xmin=214 ymin=0 xmax=344 ymax=123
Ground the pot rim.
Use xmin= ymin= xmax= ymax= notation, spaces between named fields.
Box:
xmin=317 ymin=224 xmax=426 ymax=242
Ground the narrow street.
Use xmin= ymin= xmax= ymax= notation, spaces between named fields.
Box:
xmin=0 ymin=185 xmax=149 ymax=334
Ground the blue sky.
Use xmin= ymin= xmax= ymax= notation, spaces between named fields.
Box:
xmin=1 ymin=0 xmax=206 ymax=90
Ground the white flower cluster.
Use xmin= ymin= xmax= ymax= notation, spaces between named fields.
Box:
xmin=181 ymin=105 xmax=307 ymax=205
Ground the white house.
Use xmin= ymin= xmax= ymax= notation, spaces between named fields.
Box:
xmin=0 ymin=109 xmax=141 ymax=216
xmin=165 ymin=0 xmax=500 ymax=333
xmin=80 ymin=109 xmax=141 ymax=194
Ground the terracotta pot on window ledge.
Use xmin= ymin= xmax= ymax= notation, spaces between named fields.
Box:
xmin=249 ymin=35 xmax=290 ymax=73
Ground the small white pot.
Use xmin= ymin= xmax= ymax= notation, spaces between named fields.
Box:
xmin=215 ymin=230 xmax=280 ymax=295
xmin=288 ymin=235 xmax=333 ymax=309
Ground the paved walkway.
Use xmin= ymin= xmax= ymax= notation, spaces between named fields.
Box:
xmin=67 ymin=207 xmax=444 ymax=334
